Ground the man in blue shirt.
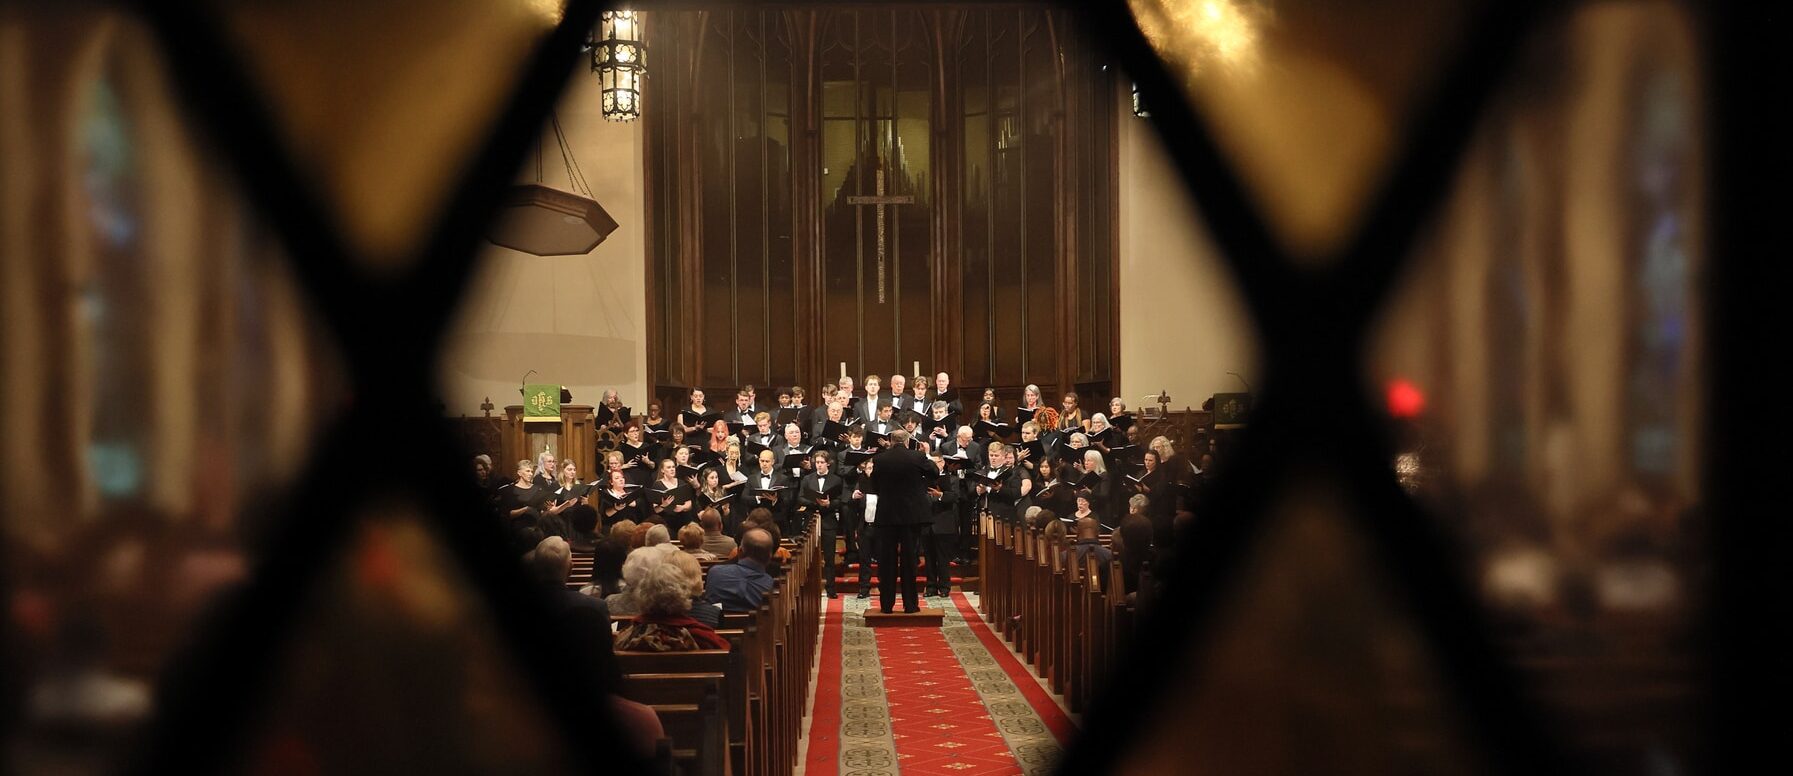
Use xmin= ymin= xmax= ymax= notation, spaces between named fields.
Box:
xmin=703 ymin=528 xmax=776 ymax=612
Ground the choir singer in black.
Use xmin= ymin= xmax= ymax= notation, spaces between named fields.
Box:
xmin=868 ymin=429 xmax=934 ymax=614
xmin=799 ymin=450 xmax=845 ymax=599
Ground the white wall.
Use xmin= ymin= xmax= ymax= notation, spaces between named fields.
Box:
xmin=440 ymin=63 xmax=649 ymax=415
xmin=1117 ymin=88 xmax=1260 ymax=409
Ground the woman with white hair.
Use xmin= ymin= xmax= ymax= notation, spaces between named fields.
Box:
xmin=1086 ymin=413 xmax=1113 ymax=452
xmin=1149 ymin=435 xmax=1196 ymax=485
xmin=643 ymin=523 xmax=672 ymax=548
xmin=471 ymin=454 xmax=495 ymax=493
xmin=534 ymin=449 xmax=560 ymax=489
xmin=614 ymin=561 xmax=731 ymax=651
xmin=604 ymin=545 xmax=667 ymax=616
xmin=1017 ymin=384 xmax=1043 ymax=424
xmin=1078 ymin=449 xmax=1117 ymax=524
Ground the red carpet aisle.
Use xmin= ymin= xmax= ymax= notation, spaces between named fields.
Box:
xmin=803 ymin=593 xmax=1073 ymax=776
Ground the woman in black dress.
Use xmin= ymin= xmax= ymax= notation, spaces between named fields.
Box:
xmin=972 ymin=402 xmax=999 ymax=441
xmin=646 ymin=458 xmax=697 ymax=534
xmin=1031 ymin=456 xmax=1075 ymax=521
xmin=494 ymin=459 xmax=548 ymax=526
xmin=642 ymin=399 xmax=670 ymax=436
xmin=541 ymin=459 xmax=590 ymax=539
xmin=1136 ymin=449 xmax=1177 ymax=547
xmin=597 ymin=468 xmax=640 ymax=527
xmin=1078 ymin=449 xmax=1117 ymax=526
xmin=697 ymin=466 xmax=737 ymax=531
xmin=681 ymin=388 xmax=712 ymax=435
xmin=618 ymin=423 xmax=655 ymax=467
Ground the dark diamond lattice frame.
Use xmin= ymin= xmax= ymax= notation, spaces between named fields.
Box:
xmin=85 ymin=0 xmax=1780 ymax=774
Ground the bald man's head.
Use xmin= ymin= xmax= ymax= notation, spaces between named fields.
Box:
xmin=741 ymin=528 xmax=776 ymax=564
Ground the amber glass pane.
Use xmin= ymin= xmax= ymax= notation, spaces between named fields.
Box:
xmin=1 ymin=11 xmax=339 ymax=771
xmin=1118 ymin=477 xmax=1493 ymax=776
xmin=1127 ymin=0 xmax=1482 ymax=261
xmin=237 ymin=508 xmax=576 ymax=775
xmin=1369 ymin=4 xmax=1705 ymax=771
xmin=208 ymin=0 xmax=563 ymax=267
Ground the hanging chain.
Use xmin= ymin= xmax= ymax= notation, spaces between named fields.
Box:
xmin=551 ymin=112 xmax=594 ymax=198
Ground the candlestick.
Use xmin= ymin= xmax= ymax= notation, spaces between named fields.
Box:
xmin=912 ymin=361 xmax=920 ymax=377
xmin=840 ymin=362 xmax=847 ymax=379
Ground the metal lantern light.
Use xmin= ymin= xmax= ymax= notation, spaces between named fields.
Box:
xmin=592 ymin=10 xmax=646 ymax=122
xmin=1131 ymin=81 xmax=1150 ymax=118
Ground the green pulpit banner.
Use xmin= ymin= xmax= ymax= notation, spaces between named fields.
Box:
xmin=1212 ymin=392 xmax=1251 ymax=429
xmin=523 ymin=384 xmax=562 ymax=424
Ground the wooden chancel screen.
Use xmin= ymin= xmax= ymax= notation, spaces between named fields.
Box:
xmin=646 ymin=7 xmax=1118 ymax=404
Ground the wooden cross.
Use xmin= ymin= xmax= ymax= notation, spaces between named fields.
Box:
xmin=846 ymin=167 xmax=914 ymax=304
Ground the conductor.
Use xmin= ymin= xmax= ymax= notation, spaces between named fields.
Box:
xmin=868 ymin=429 xmax=934 ymax=613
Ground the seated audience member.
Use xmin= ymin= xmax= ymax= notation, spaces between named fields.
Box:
xmin=669 ymin=550 xmax=723 ymax=628
xmin=530 ymin=540 xmax=661 ymax=761
xmin=1154 ymin=509 xmax=1199 ymax=582
xmin=1127 ymin=494 xmax=1150 ymax=521
xmin=583 ymin=520 xmax=635 ymax=597
xmin=727 ymin=508 xmax=792 ymax=566
xmin=1023 ymin=506 xmax=1044 ymax=530
xmin=704 ymin=528 xmax=777 ymax=612
xmin=567 ymin=507 xmax=602 ymax=554
xmin=605 ymin=546 xmax=672 ymax=616
xmin=1043 ymin=518 xmax=1068 ymax=551
xmin=1032 ymin=509 xmax=1061 ymax=531
xmin=1113 ymin=513 xmax=1156 ymax=599
xmin=679 ymin=523 xmax=718 ymax=561
xmin=615 ymin=562 xmax=731 ymax=652
xmin=511 ymin=526 xmax=545 ymax=559
xmin=698 ymin=509 xmax=738 ymax=557
xmin=1069 ymin=516 xmax=1114 ymax=566
xmin=643 ymin=523 xmax=671 ymax=548
xmin=526 ymin=536 xmax=611 ymax=622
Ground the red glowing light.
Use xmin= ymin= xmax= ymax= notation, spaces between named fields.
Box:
xmin=1386 ymin=379 xmax=1426 ymax=419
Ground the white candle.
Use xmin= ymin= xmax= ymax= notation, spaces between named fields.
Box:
xmin=840 ymin=362 xmax=847 ymax=379
xmin=913 ymin=361 xmax=920 ymax=377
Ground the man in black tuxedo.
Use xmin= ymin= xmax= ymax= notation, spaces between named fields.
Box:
xmin=923 ymin=453 xmax=959 ymax=598
xmin=729 ymin=390 xmax=757 ymax=428
xmin=858 ymin=375 xmax=886 ymax=425
xmin=868 ymin=430 xmax=934 ymax=613
xmin=798 ymin=451 xmax=845 ymax=598
xmin=749 ymin=448 xmax=794 ymax=535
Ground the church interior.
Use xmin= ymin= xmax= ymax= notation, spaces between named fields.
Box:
xmin=1 ymin=1 xmax=1778 ymax=774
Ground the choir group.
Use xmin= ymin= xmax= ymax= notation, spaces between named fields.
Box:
xmin=480 ymin=373 xmax=1209 ymax=598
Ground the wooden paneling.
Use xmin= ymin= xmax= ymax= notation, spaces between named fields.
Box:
xmin=503 ymin=405 xmax=596 ymax=482
xmin=646 ymin=8 xmax=1116 ymax=405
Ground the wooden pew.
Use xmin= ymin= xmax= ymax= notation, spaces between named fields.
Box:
xmin=614 ymin=652 xmax=731 ymax=776
xmin=970 ymin=511 xmax=1144 ymax=720
xmin=607 ymin=516 xmax=825 ymax=776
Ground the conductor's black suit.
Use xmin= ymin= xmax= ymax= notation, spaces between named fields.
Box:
xmin=868 ymin=445 xmax=934 ymax=613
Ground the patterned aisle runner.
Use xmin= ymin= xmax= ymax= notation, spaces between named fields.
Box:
xmin=804 ymin=594 xmax=1071 ymax=776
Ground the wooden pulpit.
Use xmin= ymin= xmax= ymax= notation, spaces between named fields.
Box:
xmin=503 ymin=404 xmax=595 ymax=480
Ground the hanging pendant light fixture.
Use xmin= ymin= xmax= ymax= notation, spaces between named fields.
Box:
xmin=484 ymin=112 xmax=618 ymax=256
xmin=591 ymin=10 xmax=646 ymax=122
xmin=1131 ymin=81 xmax=1150 ymax=118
